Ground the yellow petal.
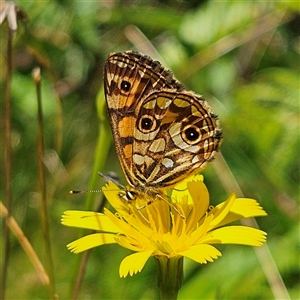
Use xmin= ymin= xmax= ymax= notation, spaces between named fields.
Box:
xmin=208 ymin=193 xmax=236 ymax=229
xmin=104 ymin=208 xmax=149 ymax=244
xmin=231 ymin=198 xmax=267 ymax=217
xmin=62 ymin=210 xmax=120 ymax=232
xmin=67 ymin=233 xmax=116 ymax=253
xmin=178 ymin=244 xmax=221 ymax=264
xmin=216 ymin=199 xmax=267 ymax=228
xmin=171 ymin=174 xmax=204 ymax=205
xmin=119 ymin=250 xmax=153 ymax=277
xmin=115 ymin=235 xmax=146 ymax=252
xmin=202 ymin=226 xmax=267 ymax=246
xmin=186 ymin=214 xmax=214 ymax=246
xmin=186 ymin=180 xmax=209 ymax=227
xmin=102 ymin=182 xmax=131 ymax=215
xmin=173 ymin=174 xmax=204 ymax=190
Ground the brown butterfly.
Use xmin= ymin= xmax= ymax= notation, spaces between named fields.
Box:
xmin=104 ymin=51 xmax=222 ymax=201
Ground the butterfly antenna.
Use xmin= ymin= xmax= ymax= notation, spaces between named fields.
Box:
xmin=69 ymin=189 xmax=102 ymax=194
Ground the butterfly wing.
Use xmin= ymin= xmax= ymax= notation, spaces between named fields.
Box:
xmin=131 ymin=90 xmax=222 ymax=189
xmin=104 ymin=51 xmax=183 ymax=187
xmin=104 ymin=51 xmax=183 ymax=110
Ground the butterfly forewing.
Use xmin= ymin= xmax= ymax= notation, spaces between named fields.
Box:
xmin=104 ymin=51 xmax=183 ymax=109
xmin=104 ymin=50 xmax=222 ymax=194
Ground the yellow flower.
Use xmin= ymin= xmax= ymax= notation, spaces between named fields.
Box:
xmin=62 ymin=175 xmax=267 ymax=278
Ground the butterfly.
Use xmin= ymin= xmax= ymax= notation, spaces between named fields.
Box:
xmin=103 ymin=50 xmax=222 ymax=202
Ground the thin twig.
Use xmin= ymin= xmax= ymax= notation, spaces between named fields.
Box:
xmin=33 ymin=68 xmax=57 ymax=299
xmin=0 ymin=201 xmax=49 ymax=285
xmin=2 ymin=26 xmax=13 ymax=300
xmin=71 ymin=251 xmax=91 ymax=300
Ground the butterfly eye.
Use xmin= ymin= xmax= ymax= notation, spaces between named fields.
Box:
xmin=183 ymin=126 xmax=201 ymax=144
xmin=120 ymin=80 xmax=131 ymax=92
xmin=118 ymin=190 xmax=136 ymax=202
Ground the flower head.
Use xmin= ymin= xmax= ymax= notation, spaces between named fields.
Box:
xmin=0 ymin=1 xmax=27 ymax=31
xmin=62 ymin=175 xmax=267 ymax=277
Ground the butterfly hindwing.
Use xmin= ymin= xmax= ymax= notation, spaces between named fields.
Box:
xmin=131 ymin=90 xmax=221 ymax=188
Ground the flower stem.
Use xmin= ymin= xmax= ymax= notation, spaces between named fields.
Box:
xmin=154 ymin=256 xmax=183 ymax=300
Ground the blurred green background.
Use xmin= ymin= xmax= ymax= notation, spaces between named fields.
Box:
xmin=1 ymin=0 xmax=299 ymax=299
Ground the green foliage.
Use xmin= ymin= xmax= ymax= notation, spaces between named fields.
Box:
xmin=1 ymin=0 xmax=299 ymax=299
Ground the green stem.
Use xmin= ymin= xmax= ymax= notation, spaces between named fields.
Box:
xmin=85 ymin=86 xmax=111 ymax=211
xmin=2 ymin=25 xmax=13 ymax=300
xmin=154 ymin=256 xmax=184 ymax=300
xmin=70 ymin=86 xmax=111 ymax=299
xmin=34 ymin=68 xmax=57 ymax=299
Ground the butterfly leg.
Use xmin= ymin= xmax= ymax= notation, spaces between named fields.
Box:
xmin=135 ymin=196 xmax=185 ymax=219
xmin=156 ymin=195 xmax=185 ymax=219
